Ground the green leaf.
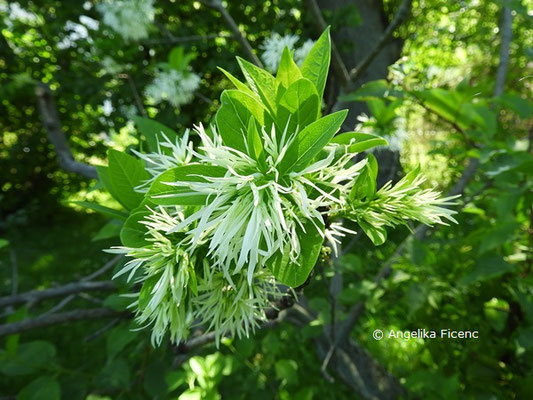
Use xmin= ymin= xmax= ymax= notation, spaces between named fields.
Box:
xmin=108 ymin=149 xmax=150 ymax=210
xmin=279 ymin=110 xmax=348 ymax=174
xmin=269 ymin=217 xmax=324 ymax=287
xmin=339 ymin=79 xmax=403 ymax=102
xmin=17 ymin=376 xmax=60 ymax=400
xmin=496 ymin=93 xmax=533 ymax=118
xmin=71 ymin=201 xmax=128 ymax=221
xmin=101 ymin=357 xmax=130 ymax=388
xmin=350 ymin=154 xmax=378 ymax=201
xmin=237 ymin=56 xmax=277 ymax=113
xmin=131 ymin=116 xmax=179 ymax=153
xmin=148 ymin=164 xmax=226 ymax=206
xmin=277 ymin=78 xmax=320 ymax=132
xmin=0 ymin=238 xmax=9 ymax=250
xmin=96 ymin=165 xmax=127 ymax=207
xmin=120 ymin=210 xmax=150 ymax=247
xmin=106 ymin=324 xmax=136 ymax=360
xmin=300 ymin=27 xmax=331 ymax=99
xmin=103 ymin=294 xmax=133 ymax=311
xmin=218 ymin=67 xmax=256 ymax=97
xmin=246 ymin=116 xmax=265 ymax=165
xmin=276 ymin=47 xmax=302 ymax=89
xmin=0 ymin=341 xmax=56 ymax=376
xmin=92 ymin=219 xmax=123 ymax=241
xmin=331 ymin=132 xmax=388 ymax=153
xmin=216 ymin=90 xmax=267 ymax=152
xmin=459 ymin=254 xmax=515 ymax=285
xmin=275 ymin=359 xmax=299 ymax=386
xmin=358 ymin=220 xmax=387 ymax=245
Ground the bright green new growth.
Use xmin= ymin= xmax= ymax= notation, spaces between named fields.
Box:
xmin=99 ymin=28 xmax=458 ymax=346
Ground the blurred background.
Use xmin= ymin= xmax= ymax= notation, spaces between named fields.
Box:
xmin=0 ymin=0 xmax=532 ymax=399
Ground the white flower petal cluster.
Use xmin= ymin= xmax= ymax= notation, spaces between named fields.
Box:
xmin=294 ymin=39 xmax=315 ymax=66
xmin=97 ymin=0 xmax=155 ymax=41
xmin=110 ymin=205 xmax=283 ymax=346
xmin=163 ymin=124 xmax=366 ymax=284
xmin=144 ymin=69 xmax=201 ymax=108
xmin=133 ymin=132 xmax=194 ymax=191
xmin=260 ymin=33 xmax=315 ymax=72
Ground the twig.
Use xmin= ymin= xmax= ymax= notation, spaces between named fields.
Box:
xmin=125 ymin=75 xmax=148 ymax=117
xmin=305 ymin=0 xmax=350 ymax=87
xmin=10 ymin=249 xmax=18 ymax=296
xmin=35 ymin=83 xmax=97 ymax=179
xmin=143 ymin=33 xmax=233 ymax=45
xmin=199 ymin=0 xmax=263 ymax=68
xmin=348 ymin=0 xmax=413 ymax=82
xmin=40 ymin=255 xmax=123 ymax=316
xmin=0 ymin=281 xmax=115 ymax=308
xmin=0 ymin=308 xmax=127 ymax=338
xmin=85 ymin=318 xmax=122 ymax=342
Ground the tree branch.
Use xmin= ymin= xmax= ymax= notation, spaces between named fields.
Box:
xmin=494 ymin=3 xmax=513 ymax=97
xmin=305 ymin=0 xmax=350 ymax=87
xmin=348 ymin=0 xmax=413 ymax=82
xmin=35 ymin=83 xmax=98 ymax=179
xmin=0 ymin=308 xmax=126 ymax=338
xmin=0 ymin=281 xmax=115 ymax=308
xmin=200 ymin=0 xmax=263 ymax=68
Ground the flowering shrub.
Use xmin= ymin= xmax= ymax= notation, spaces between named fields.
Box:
xmin=96 ymin=29 xmax=458 ymax=345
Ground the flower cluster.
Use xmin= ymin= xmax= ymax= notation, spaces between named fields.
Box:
xmin=100 ymin=29 xmax=458 ymax=346
xmin=144 ymin=69 xmax=201 ymax=108
xmin=261 ymin=33 xmax=315 ymax=72
xmin=97 ymin=0 xmax=155 ymax=41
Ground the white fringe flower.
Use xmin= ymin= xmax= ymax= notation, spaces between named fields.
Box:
xmin=144 ymin=69 xmax=201 ymax=108
xmin=294 ymin=39 xmax=315 ymax=66
xmin=260 ymin=33 xmax=299 ymax=72
xmin=160 ymin=124 xmax=366 ymax=284
xmin=97 ymin=0 xmax=155 ymax=41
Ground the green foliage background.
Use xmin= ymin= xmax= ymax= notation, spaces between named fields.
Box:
xmin=1 ymin=0 xmax=532 ymax=399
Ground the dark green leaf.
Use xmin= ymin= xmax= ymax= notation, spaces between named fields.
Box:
xmin=108 ymin=149 xmax=150 ymax=210
xmin=216 ymin=90 xmax=267 ymax=152
xmin=120 ymin=210 xmax=150 ymax=247
xmin=17 ymin=376 xmax=60 ymax=400
xmin=131 ymin=116 xmax=179 ymax=153
xmin=279 ymin=110 xmax=348 ymax=174
xmin=268 ymin=217 xmax=324 ymax=287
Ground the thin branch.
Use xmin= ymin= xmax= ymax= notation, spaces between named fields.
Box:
xmin=0 ymin=281 xmax=115 ymax=308
xmin=85 ymin=317 xmax=122 ymax=342
xmin=143 ymin=33 xmax=233 ymax=45
xmin=125 ymin=75 xmax=148 ymax=117
xmin=40 ymin=254 xmax=123 ymax=316
xmin=494 ymin=3 xmax=513 ymax=97
xmin=348 ymin=0 xmax=413 ymax=82
xmin=199 ymin=0 xmax=263 ymax=68
xmin=35 ymin=83 xmax=98 ymax=179
xmin=10 ymin=249 xmax=18 ymax=296
xmin=0 ymin=308 xmax=126 ymax=338
xmin=305 ymin=0 xmax=350 ymax=87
